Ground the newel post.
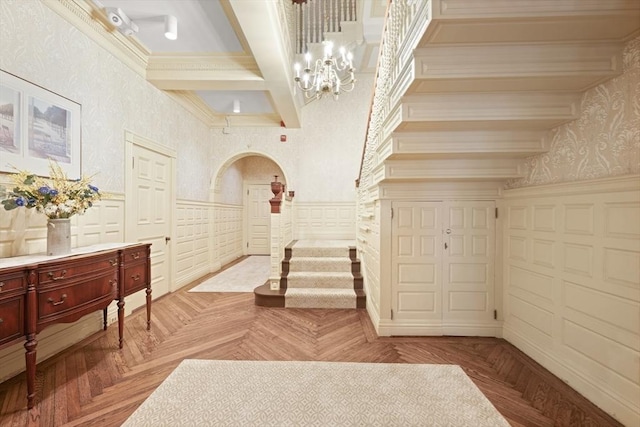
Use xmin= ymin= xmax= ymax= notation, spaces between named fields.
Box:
xmin=269 ymin=175 xmax=283 ymax=214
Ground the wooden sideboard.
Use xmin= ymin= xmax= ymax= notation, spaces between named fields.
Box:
xmin=0 ymin=243 xmax=152 ymax=410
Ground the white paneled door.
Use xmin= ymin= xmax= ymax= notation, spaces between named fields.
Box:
xmin=246 ymin=184 xmax=271 ymax=255
xmin=129 ymin=143 xmax=172 ymax=298
xmin=442 ymin=201 xmax=496 ymax=324
xmin=391 ymin=201 xmax=496 ymax=332
xmin=391 ymin=202 xmax=443 ymax=322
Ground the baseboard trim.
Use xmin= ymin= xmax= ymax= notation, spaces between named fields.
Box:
xmin=377 ymin=321 xmax=501 ymax=337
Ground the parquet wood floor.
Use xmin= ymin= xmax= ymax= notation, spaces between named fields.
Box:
xmin=0 ymin=261 xmax=624 ymax=426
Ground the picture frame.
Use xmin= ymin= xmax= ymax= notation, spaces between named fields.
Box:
xmin=0 ymin=70 xmax=81 ymax=179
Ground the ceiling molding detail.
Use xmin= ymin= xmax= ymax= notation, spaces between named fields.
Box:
xmin=43 ymin=0 xmax=150 ymax=76
xmin=166 ymin=91 xmax=220 ymax=127
xmin=147 ymin=54 xmax=259 ymax=72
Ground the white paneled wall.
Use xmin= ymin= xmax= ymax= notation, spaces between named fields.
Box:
xmin=0 ymin=194 xmax=125 ymax=258
xmin=213 ymin=203 xmax=244 ymax=267
xmin=502 ymin=175 xmax=640 ymax=427
xmin=360 ymin=201 xmax=381 ymax=321
xmin=176 ymin=201 xmax=212 ymax=289
xmin=295 ymin=202 xmax=356 ymax=240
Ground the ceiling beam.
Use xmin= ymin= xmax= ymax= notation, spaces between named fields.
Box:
xmin=147 ymin=54 xmax=266 ymax=90
xmin=228 ymin=0 xmax=301 ymax=128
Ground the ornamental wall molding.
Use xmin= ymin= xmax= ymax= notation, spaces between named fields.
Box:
xmin=43 ymin=0 xmax=150 ymax=76
xmin=147 ymin=54 xmax=260 ymax=72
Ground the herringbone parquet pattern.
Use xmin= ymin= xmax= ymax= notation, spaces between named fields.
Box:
xmin=0 ymin=273 xmax=623 ymax=427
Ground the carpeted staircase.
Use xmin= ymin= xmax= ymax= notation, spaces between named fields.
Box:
xmin=254 ymin=240 xmax=365 ymax=309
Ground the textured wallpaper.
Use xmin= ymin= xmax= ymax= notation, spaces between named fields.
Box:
xmin=507 ymin=37 xmax=640 ymax=188
xmin=240 ymin=156 xmax=284 ymax=184
xmin=0 ymin=1 xmax=213 ymax=200
xmin=218 ymin=162 xmax=244 ymax=205
xmin=209 ymin=73 xmax=374 ymax=203
xmin=216 ymin=156 xmax=284 ymax=205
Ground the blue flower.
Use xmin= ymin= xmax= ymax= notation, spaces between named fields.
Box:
xmin=89 ymin=185 xmax=99 ymax=192
xmin=15 ymin=197 xmax=25 ymax=206
xmin=49 ymin=189 xmax=59 ymax=196
xmin=27 ymin=198 xmax=36 ymax=205
xmin=38 ymin=186 xmax=51 ymax=195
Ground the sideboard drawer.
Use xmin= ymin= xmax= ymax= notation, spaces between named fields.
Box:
xmin=122 ymin=247 xmax=147 ymax=267
xmin=0 ymin=296 xmax=24 ymax=346
xmin=38 ymin=254 xmax=118 ymax=286
xmin=38 ymin=274 xmax=117 ymax=321
xmin=123 ymin=263 xmax=148 ymax=296
xmin=0 ymin=272 xmax=26 ymax=296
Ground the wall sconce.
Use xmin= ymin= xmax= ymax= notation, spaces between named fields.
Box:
xmin=164 ymin=15 xmax=178 ymax=40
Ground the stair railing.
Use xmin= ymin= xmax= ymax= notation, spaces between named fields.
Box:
xmin=293 ymin=0 xmax=358 ymax=54
xmin=356 ymin=0 xmax=429 ymax=194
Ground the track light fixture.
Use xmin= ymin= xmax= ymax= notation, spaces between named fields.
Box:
xmin=164 ymin=15 xmax=178 ymax=40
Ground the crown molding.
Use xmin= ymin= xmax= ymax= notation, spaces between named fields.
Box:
xmin=166 ymin=91 xmax=220 ymax=127
xmin=147 ymin=53 xmax=259 ymax=71
xmin=42 ymin=0 xmax=150 ymax=77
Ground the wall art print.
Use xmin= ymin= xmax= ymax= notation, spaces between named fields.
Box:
xmin=0 ymin=70 xmax=81 ymax=179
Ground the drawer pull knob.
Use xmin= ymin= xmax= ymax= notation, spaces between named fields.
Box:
xmin=131 ymin=274 xmax=141 ymax=281
xmin=0 ymin=282 xmax=4 ymax=290
xmin=0 ymin=318 xmax=3 ymax=324
xmin=47 ymin=270 xmax=67 ymax=281
xmin=109 ymin=259 xmax=118 ymax=267
xmin=48 ymin=294 xmax=67 ymax=306
xmin=131 ymin=252 xmax=140 ymax=260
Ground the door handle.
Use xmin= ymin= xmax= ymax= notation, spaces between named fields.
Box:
xmin=165 ymin=236 xmax=171 ymax=243
xmin=444 ymin=242 xmax=448 ymax=250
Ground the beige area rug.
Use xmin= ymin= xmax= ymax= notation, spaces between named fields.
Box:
xmin=188 ymin=256 xmax=269 ymax=293
xmin=122 ymin=360 xmax=510 ymax=427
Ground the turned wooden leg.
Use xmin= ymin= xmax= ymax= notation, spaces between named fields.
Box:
xmin=146 ymin=286 xmax=152 ymax=331
xmin=24 ymin=334 xmax=37 ymax=409
xmin=117 ymin=299 xmax=125 ymax=349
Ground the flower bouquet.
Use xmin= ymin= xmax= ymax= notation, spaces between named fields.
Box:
xmin=2 ymin=161 xmax=106 ymax=255
xmin=2 ymin=161 xmax=104 ymax=219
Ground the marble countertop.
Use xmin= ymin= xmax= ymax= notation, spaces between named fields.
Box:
xmin=0 ymin=243 xmax=144 ymax=269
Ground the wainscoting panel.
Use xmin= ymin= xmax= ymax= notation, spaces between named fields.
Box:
xmin=213 ymin=203 xmax=244 ymax=267
xmin=295 ymin=202 xmax=356 ymax=240
xmin=176 ymin=201 xmax=211 ymax=288
xmin=502 ymin=175 xmax=640 ymax=426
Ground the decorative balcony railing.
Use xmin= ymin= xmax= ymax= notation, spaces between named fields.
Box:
xmin=293 ymin=0 xmax=358 ymax=54
xmin=357 ymin=0 xmax=429 ymax=196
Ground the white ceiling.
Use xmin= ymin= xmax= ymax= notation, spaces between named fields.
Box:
xmin=92 ymin=0 xmax=386 ymax=125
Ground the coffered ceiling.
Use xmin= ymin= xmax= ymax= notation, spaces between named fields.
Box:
xmin=84 ymin=0 xmax=386 ymax=128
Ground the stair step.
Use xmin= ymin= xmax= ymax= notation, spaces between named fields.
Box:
xmin=291 ymin=246 xmax=350 ymax=257
xmin=287 ymin=272 xmax=353 ymax=289
xmin=285 ymin=288 xmax=356 ymax=309
xmin=289 ymin=257 xmax=352 ymax=272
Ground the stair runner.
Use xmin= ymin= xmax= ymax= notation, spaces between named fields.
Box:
xmin=254 ymin=240 xmax=365 ymax=309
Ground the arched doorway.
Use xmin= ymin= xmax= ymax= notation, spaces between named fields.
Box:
xmin=211 ymin=153 xmax=287 ymax=256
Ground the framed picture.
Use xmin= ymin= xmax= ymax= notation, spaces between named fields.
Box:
xmin=0 ymin=70 xmax=81 ymax=179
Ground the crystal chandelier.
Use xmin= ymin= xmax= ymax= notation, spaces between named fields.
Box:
xmin=293 ymin=41 xmax=356 ymax=100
